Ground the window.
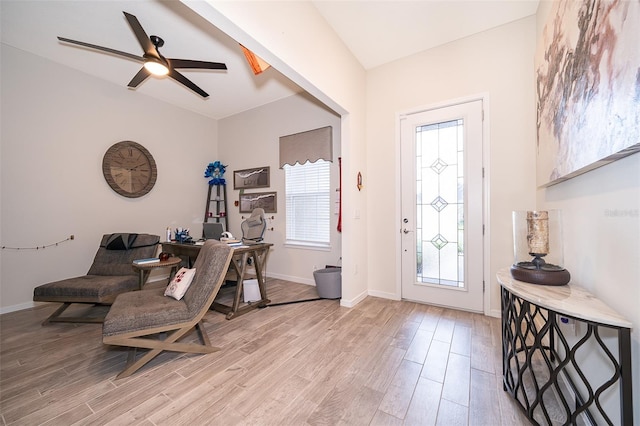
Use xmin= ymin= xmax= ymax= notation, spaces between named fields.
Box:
xmin=284 ymin=159 xmax=331 ymax=247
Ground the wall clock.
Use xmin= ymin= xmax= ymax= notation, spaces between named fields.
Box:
xmin=102 ymin=141 xmax=157 ymax=198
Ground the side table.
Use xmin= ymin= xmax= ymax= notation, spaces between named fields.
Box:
xmin=132 ymin=257 xmax=182 ymax=290
xmin=497 ymin=268 xmax=633 ymax=425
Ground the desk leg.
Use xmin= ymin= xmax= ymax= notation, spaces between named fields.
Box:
xmin=210 ymin=248 xmax=272 ymax=320
xmin=226 ymin=252 xmax=249 ymax=319
xmin=253 ymin=248 xmax=270 ymax=305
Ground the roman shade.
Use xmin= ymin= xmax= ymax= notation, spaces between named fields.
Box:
xmin=279 ymin=126 xmax=332 ymax=168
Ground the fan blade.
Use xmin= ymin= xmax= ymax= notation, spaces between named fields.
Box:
xmin=168 ymin=59 xmax=227 ymax=70
xmin=57 ymin=37 xmax=144 ymax=62
xmin=128 ymin=67 xmax=151 ymax=88
xmin=168 ymin=69 xmax=209 ymax=98
xmin=123 ymin=11 xmax=156 ymax=57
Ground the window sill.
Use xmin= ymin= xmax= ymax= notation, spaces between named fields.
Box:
xmin=284 ymin=241 xmax=331 ymax=252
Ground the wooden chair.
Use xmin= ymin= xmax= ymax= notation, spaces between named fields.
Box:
xmin=33 ymin=233 xmax=160 ymax=324
xmin=102 ymin=240 xmax=233 ymax=379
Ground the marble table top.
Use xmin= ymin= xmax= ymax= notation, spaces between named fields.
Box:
xmin=497 ymin=268 xmax=632 ymax=329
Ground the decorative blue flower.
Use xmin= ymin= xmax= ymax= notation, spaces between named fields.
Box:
xmin=204 ymin=161 xmax=227 ymax=185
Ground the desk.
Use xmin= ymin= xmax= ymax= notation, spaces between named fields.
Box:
xmin=497 ymin=269 xmax=633 ymax=425
xmin=132 ymin=257 xmax=181 ymax=289
xmin=162 ymin=242 xmax=272 ymax=319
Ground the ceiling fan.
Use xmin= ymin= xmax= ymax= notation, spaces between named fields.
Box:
xmin=57 ymin=11 xmax=227 ymax=98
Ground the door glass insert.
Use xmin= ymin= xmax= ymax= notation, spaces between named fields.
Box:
xmin=415 ymin=119 xmax=464 ymax=288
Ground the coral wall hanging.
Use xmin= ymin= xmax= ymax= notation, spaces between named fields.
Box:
xmin=204 ymin=161 xmax=227 ymax=185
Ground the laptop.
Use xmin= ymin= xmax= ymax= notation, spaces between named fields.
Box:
xmin=203 ymin=222 xmax=224 ymax=240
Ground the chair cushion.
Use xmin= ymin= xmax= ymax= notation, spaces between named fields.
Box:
xmin=100 ymin=233 xmax=159 ymax=250
xmin=105 ymin=233 xmax=138 ymax=250
xmin=88 ymin=233 xmax=159 ymax=276
xmin=183 ymin=241 xmax=233 ymax=316
xmin=103 ymin=240 xmax=232 ymax=338
xmin=103 ymin=288 xmax=191 ymax=337
xmin=33 ymin=275 xmax=139 ymax=304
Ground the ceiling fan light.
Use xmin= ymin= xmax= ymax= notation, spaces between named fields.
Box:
xmin=144 ymin=60 xmax=169 ymax=76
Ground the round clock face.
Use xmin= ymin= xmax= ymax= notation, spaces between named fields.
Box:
xmin=102 ymin=141 xmax=157 ymax=198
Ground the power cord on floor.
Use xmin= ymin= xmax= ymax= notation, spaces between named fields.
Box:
xmin=260 ymin=297 xmax=323 ymax=308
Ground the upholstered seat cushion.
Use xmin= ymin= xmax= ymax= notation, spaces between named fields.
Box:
xmin=33 ymin=275 xmax=139 ymax=304
xmin=32 ymin=233 xmax=161 ymax=325
xmin=103 ymin=288 xmax=191 ymax=337
xmin=33 ymin=233 xmax=159 ymax=306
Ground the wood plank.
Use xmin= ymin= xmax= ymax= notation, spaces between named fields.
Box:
xmin=470 ymin=334 xmax=496 ymax=374
xmin=377 ymin=359 xmax=422 ymax=418
xmin=404 ymin=329 xmax=434 ymax=364
xmin=468 ymin=368 xmax=502 ymax=426
xmin=0 ymin=279 xmax=529 ymax=426
xmin=441 ymin=352 xmax=471 ymax=407
xmin=369 ymin=409 xmax=405 ymax=426
xmin=337 ymin=385 xmax=384 ymax=425
xmin=450 ymin=324 xmax=472 ymax=356
xmin=436 ymin=399 xmax=469 ymax=425
xmin=403 ymin=377 xmax=442 ymax=426
xmin=421 ymin=339 xmax=451 ymax=383
xmin=433 ymin=317 xmax=456 ymax=343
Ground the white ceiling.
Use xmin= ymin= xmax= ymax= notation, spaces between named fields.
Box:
xmin=1 ymin=1 xmax=539 ymax=120
xmin=313 ymin=0 xmax=540 ymax=70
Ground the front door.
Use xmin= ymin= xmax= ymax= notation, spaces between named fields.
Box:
xmin=400 ymin=100 xmax=484 ymax=312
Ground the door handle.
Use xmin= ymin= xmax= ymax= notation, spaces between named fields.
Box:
xmin=403 ymin=228 xmax=411 ymax=234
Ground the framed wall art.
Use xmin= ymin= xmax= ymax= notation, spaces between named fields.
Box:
xmin=535 ymin=0 xmax=640 ymax=187
xmin=239 ymin=191 xmax=277 ymax=213
xmin=233 ymin=166 xmax=270 ymax=190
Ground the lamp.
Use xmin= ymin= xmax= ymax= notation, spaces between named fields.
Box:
xmin=143 ymin=60 xmax=169 ymax=76
xmin=510 ymin=210 xmax=570 ymax=285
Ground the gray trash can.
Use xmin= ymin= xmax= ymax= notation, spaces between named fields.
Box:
xmin=313 ymin=267 xmax=342 ymax=299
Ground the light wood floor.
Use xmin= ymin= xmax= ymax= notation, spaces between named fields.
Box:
xmin=1 ymin=278 xmax=530 ymax=425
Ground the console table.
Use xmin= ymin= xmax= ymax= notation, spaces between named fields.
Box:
xmin=162 ymin=242 xmax=272 ymax=319
xmin=497 ymin=269 xmax=633 ymax=425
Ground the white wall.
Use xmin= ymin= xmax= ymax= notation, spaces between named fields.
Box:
xmin=534 ymin=2 xmax=640 ymax=420
xmin=538 ymin=154 xmax=640 ymax=422
xmin=366 ymin=17 xmax=537 ymax=313
xmin=218 ymin=93 xmax=341 ymax=284
xmin=0 ymin=45 xmax=218 ymax=312
xmin=183 ymin=0 xmax=369 ymax=307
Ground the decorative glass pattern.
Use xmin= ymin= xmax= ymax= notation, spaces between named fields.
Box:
xmin=415 ymin=119 xmax=464 ymax=287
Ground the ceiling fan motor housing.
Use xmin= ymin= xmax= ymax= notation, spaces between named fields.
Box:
xmin=150 ymin=35 xmax=164 ymax=48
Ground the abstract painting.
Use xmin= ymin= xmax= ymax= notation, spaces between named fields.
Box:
xmin=536 ymin=0 xmax=640 ymax=187
xmin=239 ymin=192 xmax=277 ymax=213
xmin=233 ymin=167 xmax=270 ymax=190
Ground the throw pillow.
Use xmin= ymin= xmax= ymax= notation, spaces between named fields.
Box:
xmin=164 ymin=267 xmax=196 ymax=300
xmin=105 ymin=233 xmax=138 ymax=250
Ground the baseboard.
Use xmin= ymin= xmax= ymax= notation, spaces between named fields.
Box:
xmin=0 ymin=301 xmax=39 ymax=314
xmin=368 ymin=289 xmax=400 ymax=301
xmin=339 ymin=289 xmax=368 ymax=308
xmin=266 ymin=272 xmax=315 ymax=286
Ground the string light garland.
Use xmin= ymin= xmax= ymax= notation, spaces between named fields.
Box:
xmin=2 ymin=235 xmax=74 ymax=250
